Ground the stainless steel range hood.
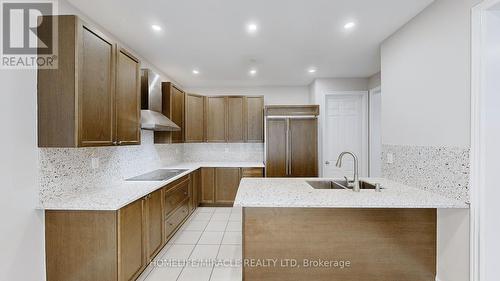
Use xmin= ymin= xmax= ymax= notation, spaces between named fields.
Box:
xmin=140 ymin=69 xmax=180 ymax=131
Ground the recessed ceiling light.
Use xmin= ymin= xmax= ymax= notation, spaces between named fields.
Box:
xmin=344 ymin=22 xmax=356 ymax=30
xmin=192 ymin=69 xmax=200 ymax=75
xmin=151 ymin=24 xmax=162 ymax=31
xmin=247 ymin=23 xmax=258 ymax=33
xmin=308 ymin=68 xmax=317 ymax=73
xmin=249 ymin=69 xmax=257 ymax=76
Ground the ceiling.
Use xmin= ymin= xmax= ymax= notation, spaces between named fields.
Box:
xmin=67 ymin=0 xmax=434 ymax=87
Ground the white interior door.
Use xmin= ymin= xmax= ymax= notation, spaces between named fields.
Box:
xmin=323 ymin=93 xmax=368 ymax=178
xmin=369 ymin=87 xmax=382 ymax=177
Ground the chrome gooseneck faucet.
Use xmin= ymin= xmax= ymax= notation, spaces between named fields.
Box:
xmin=335 ymin=151 xmax=360 ymax=192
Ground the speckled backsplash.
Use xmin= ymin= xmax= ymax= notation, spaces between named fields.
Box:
xmin=39 ymin=130 xmax=264 ymax=200
xmin=382 ymin=144 xmax=470 ymax=202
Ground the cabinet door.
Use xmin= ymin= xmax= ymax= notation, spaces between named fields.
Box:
xmin=265 ymin=119 xmax=288 ymax=177
xmin=289 ymin=118 xmax=318 ymax=177
xmin=185 ymin=94 xmax=205 ymax=142
xmin=118 ymin=198 xmax=145 ymax=281
xmin=201 ymin=168 xmax=215 ymax=204
xmin=246 ymin=96 xmax=264 ymax=142
xmin=146 ymin=189 xmax=163 ymax=261
xmin=227 ymin=96 xmax=245 ymax=142
xmin=190 ymin=169 xmax=201 ymax=212
xmin=215 ymin=168 xmax=241 ymax=204
xmin=205 ymin=97 xmax=226 ymax=142
xmin=242 ymin=167 xmax=264 ymax=178
xmin=115 ymin=48 xmax=140 ymax=145
xmin=170 ymin=85 xmax=185 ymax=143
xmin=78 ymin=26 xmax=115 ymax=147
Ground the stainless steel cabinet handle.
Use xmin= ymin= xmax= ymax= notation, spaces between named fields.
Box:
xmin=112 ymin=141 xmax=118 ymax=145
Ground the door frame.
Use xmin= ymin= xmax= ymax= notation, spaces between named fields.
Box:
xmin=321 ymin=91 xmax=369 ymax=177
xmin=470 ymin=1 xmax=500 ymax=280
xmin=368 ymin=86 xmax=382 ymax=177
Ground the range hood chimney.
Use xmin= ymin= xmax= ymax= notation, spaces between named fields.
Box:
xmin=140 ymin=69 xmax=180 ymax=131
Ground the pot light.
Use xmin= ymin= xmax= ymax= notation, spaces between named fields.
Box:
xmin=344 ymin=22 xmax=356 ymax=30
xmin=192 ymin=69 xmax=200 ymax=75
xmin=247 ymin=23 xmax=258 ymax=34
xmin=249 ymin=69 xmax=257 ymax=76
xmin=308 ymin=68 xmax=317 ymax=73
xmin=151 ymin=24 xmax=162 ymax=31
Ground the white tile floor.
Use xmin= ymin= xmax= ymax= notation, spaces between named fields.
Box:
xmin=138 ymin=207 xmax=243 ymax=281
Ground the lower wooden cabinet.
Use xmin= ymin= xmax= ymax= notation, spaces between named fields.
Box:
xmin=118 ymin=199 xmax=145 ymax=281
xmin=146 ymin=189 xmax=163 ymax=261
xmin=201 ymin=167 xmax=216 ymax=204
xmin=190 ymin=169 xmax=201 ymax=212
xmin=215 ymin=168 xmax=242 ymax=204
xmin=242 ymin=167 xmax=265 ymax=178
xmin=200 ymin=166 xmax=262 ymax=205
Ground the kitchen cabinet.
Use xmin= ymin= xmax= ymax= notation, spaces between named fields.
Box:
xmin=115 ymin=47 xmax=141 ymax=145
xmin=118 ymin=198 xmax=145 ymax=281
xmin=185 ymin=93 xmax=205 ymax=142
xmin=205 ymin=96 xmax=227 ymax=142
xmin=246 ymin=96 xmax=264 ymax=142
xmin=145 ymin=189 xmax=163 ymax=261
xmin=163 ymin=176 xmax=190 ymax=242
xmin=37 ymin=15 xmax=140 ymax=147
xmin=242 ymin=167 xmax=265 ymax=177
xmin=201 ymin=167 xmax=216 ymax=204
xmin=265 ymin=105 xmax=319 ymax=177
xmin=227 ymin=96 xmax=246 ymax=142
xmin=189 ymin=169 xmax=201 ymax=212
xmin=154 ymin=82 xmax=185 ymax=143
xmin=215 ymin=168 xmax=242 ymax=204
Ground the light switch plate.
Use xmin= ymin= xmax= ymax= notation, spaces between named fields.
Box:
xmin=386 ymin=153 xmax=394 ymax=164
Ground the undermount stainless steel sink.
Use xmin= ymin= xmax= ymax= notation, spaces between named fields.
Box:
xmin=307 ymin=180 xmax=381 ymax=190
xmin=125 ymin=169 xmax=188 ymax=181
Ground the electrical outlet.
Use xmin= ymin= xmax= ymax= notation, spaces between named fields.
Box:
xmin=91 ymin=157 xmax=100 ymax=170
xmin=386 ymin=153 xmax=394 ymax=164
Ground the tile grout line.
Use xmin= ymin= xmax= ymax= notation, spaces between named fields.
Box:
xmin=176 ymin=209 xmax=214 ymax=281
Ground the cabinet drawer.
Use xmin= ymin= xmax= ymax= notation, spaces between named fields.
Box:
xmin=164 ymin=199 xmax=189 ymax=240
xmin=164 ymin=179 xmax=189 ymax=217
xmin=242 ymin=167 xmax=264 ymax=178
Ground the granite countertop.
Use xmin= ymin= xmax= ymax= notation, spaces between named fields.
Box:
xmin=39 ymin=161 xmax=264 ymax=211
xmin=234 ymin=177 xmax=469 ymax=209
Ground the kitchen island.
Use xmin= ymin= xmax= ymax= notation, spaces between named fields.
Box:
xmin=234 ymin=177 xmax=468 ymax=281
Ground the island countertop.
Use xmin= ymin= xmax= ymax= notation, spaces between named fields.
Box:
xmin=234 ymin=177 xmax=468 ymax=209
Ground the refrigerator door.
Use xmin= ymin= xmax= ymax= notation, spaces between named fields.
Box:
xmin=289 ymin=117 xmax=319 ymax=177
xmin=265 ymin=118 xmax=288 ymax=177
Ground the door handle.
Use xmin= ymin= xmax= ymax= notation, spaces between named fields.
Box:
xmin=325 ymin=161 xmax=330 ymax=165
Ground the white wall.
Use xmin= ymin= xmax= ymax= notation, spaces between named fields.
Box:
xmin=184 ymin=86 xmax=310 ymax=105
xmin=368 ymin=72 xmax=381 ymax=90
xmin=380 ymin=0 xmax=480 ymax=280
xmin=309 ymin=78 xmax=370 ymax=176
xmin=0 ymin=70 xmax=45 ymax=281
xmin=381 ymin=0 xmax=479 ymax=147
xmin=480 ymin=9 xmax=500 ymax=281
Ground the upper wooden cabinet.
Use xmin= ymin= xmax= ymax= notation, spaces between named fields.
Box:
xmin=205 ymin=96 xmax=227 ymax=142
xmin=203 ymin=95 xmax=264 ymax=143
xmin=37 ymin=15 xmax=140 ymax=147
xmin=115 ymin=48 xmax=141 ymax=145
xmin=154 ymin=82 xmax=185 ymax=143
xmin=227 ymin=96 xmax=246 ymax=142
xmin=246 ymin=96 xmax=264 ymax=142
xmin=185 ymin=94 xmax=205 ymax=142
